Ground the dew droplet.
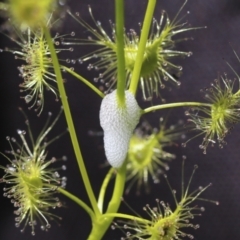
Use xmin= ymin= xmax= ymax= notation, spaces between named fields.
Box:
xmin=181 ymin=143 xmax=187 ymax=148
xmin=24 ymin=95 xmax=32 ymax=103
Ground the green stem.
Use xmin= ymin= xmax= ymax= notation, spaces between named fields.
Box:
xmin=62 ymin=66 xmax=104 ymax=98
xmin=103 ymin=213 xmax=151 ymax=224
xmin=129 ymin=0 xmax=156 ymax=95
xmin=142 ymin=102 xmax=212 ymax=114
xmin=106 ymin=160 xmax=127 ymax=213
xmin=87 ymin=160 xmax=127 ymax=240
xmin=44 ymin=27 xmax=100 ymax=216
xmin=235 ymin=90 xmax=240 ymax=96
xmin=115 ymin=0 xmax=126 ymax=106
xmin=98 ymin=168 xmax=115 ymax=213
xmin=57 ymin=187 xmax=95 ymax=220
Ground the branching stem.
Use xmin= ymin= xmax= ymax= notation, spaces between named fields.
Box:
xmin=115 ymin=0 xmax=126 ymax=106
xmin=58 ymin=187 xmax=95 ymax=220
xmin=129 ymin=0 xmax=156 ymax=95
xmin=142 ymin=102 xmax=212 ymax=114
xmin=62 ymin=66 xmax=104 ymax=98
xmin=98 ymin=168 xmax=115 ymax=213
xmin=103 ymin=213 xmax=151 ymax=224
xmin=44 ymin=27 xmax=100 ymax=216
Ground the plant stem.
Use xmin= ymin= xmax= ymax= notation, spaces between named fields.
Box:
xmin=115 ymin=0 xmax=126 ymax=106
xmin=129 ymin=0 xmax=156 ymax=95
xmin=103 ymin=213 xmax=151 ymax=224
xmin=62 ymin=66 xmax=104 ymax=98
xmin=87 ymin=160 xmax=127 ymax=240
xmin=44 ymin=27 xmax=100 ymax=216
xmin=142 ymin=102 xmax=212 ymax=114
xmin=57 ymin=187 xmax=95 ymax=220
xmin=106 ymin=160 xmax=127 ymax=213
xmin=98 ymin=168 xmax=115 ymax=213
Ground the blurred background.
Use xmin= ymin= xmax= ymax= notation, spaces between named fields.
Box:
xmin=0 ymin=0 xmax=240 ymax=239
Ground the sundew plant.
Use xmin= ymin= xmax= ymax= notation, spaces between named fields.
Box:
xmin=0 ymin=0 xmax=240 ymax=239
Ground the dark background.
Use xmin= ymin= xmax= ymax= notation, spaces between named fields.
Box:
xmin=1 ymin=0 xmax=240 ymax=239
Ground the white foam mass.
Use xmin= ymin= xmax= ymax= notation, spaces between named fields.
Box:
xmin=99 ymin=90 xmax=141 ymax=168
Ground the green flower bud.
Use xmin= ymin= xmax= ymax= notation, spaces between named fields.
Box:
xmin=64 ymin=1 xmax=204 ymax=101
xmin=8 ymin=0 xmax=56 ymax=30
xmin=0 ymin=109 xmax=66 ymax=235
xmin=2 ymin=25 xmax=72 ymax=114
xmin=113 ymin=161 xmax=218 ymax=239
xmin=126 ymin=119 xmax=183 ymax=194
xmin=186 ymin=74 xmax=240 ymax=153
